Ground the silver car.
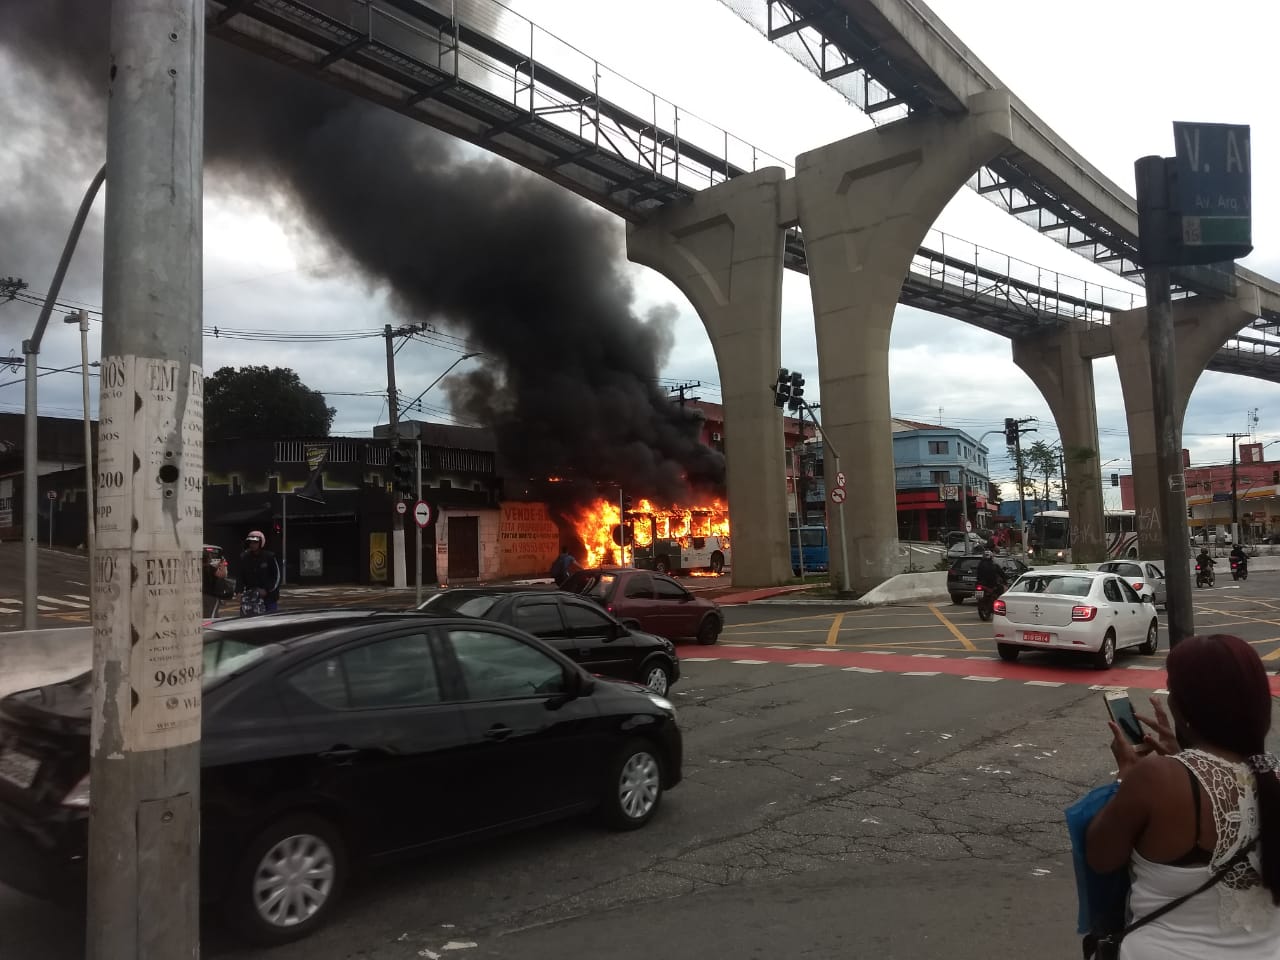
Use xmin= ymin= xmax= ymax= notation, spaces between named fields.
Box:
xmin=1096 ymin=560 xmax=1167 ymax=608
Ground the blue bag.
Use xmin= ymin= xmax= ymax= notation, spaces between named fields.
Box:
xmin=1065 ymin=782 xmax=1129 ymax=936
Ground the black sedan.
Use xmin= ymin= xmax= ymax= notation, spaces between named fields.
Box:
xmin=417 ymin=587 xmax=681 ymax=696
xmin=0 ymin=611 xmax=682 ymax=945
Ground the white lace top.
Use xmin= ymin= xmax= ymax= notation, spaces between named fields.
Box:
xmin=1121 ymin=750 xmax=1280 ymax=960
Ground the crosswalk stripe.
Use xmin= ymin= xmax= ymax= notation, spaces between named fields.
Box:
xmin=903 ymin=671 xmax=941 ymax=676
xmin=67 ymin=594 xmax=91 ymax=601
xmin=38 ymin=596 xmax=90 ymax=609
xmin=788 ymin=663 xmax=824 ymax=668
xmin=963 ymin=676 xmax=1002 ymax=683
xmin=842 ymin=666 xmax=882 ymax=674
xmin=1024 ymin=680 xmax=1064 ymax=687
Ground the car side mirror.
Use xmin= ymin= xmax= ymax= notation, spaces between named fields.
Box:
xmin=620 ymin=618 xmax=641 ymax=631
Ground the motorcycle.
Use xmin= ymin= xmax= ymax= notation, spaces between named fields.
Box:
xmin=239 ymin=590 xmax=268 ymax=617
xmin=1231 ymin=557 xmax=1249 ymax=581
xmin=1195 ymin=563 xmax=1215 ymax=588
xmin=975 ymin=582 xmax=1004 ymax=622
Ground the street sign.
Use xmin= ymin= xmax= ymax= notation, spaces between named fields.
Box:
xmin=830 ymin=487 xmax=847 ymax=505
xmin=394 ymin=500 xmax=408 ymax=516
xmin=943 ymin=484 xmax=959 ymax=502
xmin=1172 ymin=122 xmax=1252 ymax=263
xmin=412 ymin=501 xmax=432 ymax=529
xmin=835 ymin=472 xmax=847 ymax=489
xmin=46 ymin=490 xmax=57 ymax=500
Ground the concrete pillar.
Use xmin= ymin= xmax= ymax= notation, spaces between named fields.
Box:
xmin=793 ymin=91 xmax=1012 ymax=591
xmin=1112 ymin=290 xmax=1262 ymax=557
xmin=626 ymin=168 xmax=792 ymax=587
xmin=1012 ymin=324 xmax=1106 ymax=562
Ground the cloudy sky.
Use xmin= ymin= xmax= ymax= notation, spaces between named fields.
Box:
xmin=2 ymin=0 xmax=1278 ymax=508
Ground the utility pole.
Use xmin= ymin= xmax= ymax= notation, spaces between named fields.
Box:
xmin=1135 ymin=154 xmax=1193 ymax=648
xmin=384 ymin=324 xmax=407 ymax=589
xmin=88 ymin=1 xmax=204 ymax=957
xmin=668 ymin=381 xmax=701 ymax=409
xmin=415 ymin=436 xmax=423 ymax=605
xmin=1228 ymin=431 xmax=1247 ymax=546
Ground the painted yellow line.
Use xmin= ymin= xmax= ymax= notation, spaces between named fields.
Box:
xmin=1262 ymin=646 xmax=1280 ymax=662
xmin=725 ymin=613 xmax=843 ymax=630
xmin=928 ymin=603 xmax=978 ymax=652
xmin=826 ymin=612 xmax=846 ymax=646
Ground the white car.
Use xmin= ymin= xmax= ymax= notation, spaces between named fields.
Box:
xmin=993 ymin=568 xmax=1159 ymax=669
xmin=1096 ymin=559 xmax=1167 ymax=608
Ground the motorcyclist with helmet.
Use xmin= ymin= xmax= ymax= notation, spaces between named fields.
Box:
xmin=1195 ymin=546 xmax=1216 ymax=587
xmin=974 ymin=550 xmax=1007 ymax=618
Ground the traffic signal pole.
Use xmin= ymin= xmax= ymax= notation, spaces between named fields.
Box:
xmin=88 ymin=1 xmax=204 ymax=956
xmin=384 ymin=325 xmax=407 ymax=588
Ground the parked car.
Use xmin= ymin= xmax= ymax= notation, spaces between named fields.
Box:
xmin=1096 ymin=559 xmax=1167 ymax=607
xmin=0 ymin=611 xmax=682 ymax=945
xmin=416 ymin=587 xmax=680 ymax=695
xmin=992 ymin=568 xmax=1159 ymax=669
xmin=561 ymin=568 xmax=724 ymax=645
xmin=947 ymin=556 xmax=1029 ymax=604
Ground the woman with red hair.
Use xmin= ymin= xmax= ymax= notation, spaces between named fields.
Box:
xmin=1087 ymin=634 xmax=1280 ymax=958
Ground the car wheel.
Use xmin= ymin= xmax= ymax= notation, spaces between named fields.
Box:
xmin=1139 ymin=619 xmax=1159 ymax=656
xmin=225 ymin=814 xmax=346 ymax=946
xmin=997 ymin=643 xmax=1020 ymax=662
xmin=696 ymin=617 xmax=721 ymax=645
xmin=1093 ymin=631 xmax=1117 ymax=670
xmin=603 ymin=739 xmax=664 ymax=831
xmin=710 ymin=552 xmax=724 ymax=575
xmin=654 ymin=559 xmax=669 ymax=574
xmin=950 ymin=594 xmax=965 ymax=605
xmin=642 ymin=659 xmax=672 ymax=695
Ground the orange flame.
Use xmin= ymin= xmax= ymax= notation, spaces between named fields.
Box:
xmin=572 ymin=497 xmax=731 ymax=567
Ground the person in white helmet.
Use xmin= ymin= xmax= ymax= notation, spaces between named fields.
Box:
xmin=235 ymin=530 xmax=282 ymax=613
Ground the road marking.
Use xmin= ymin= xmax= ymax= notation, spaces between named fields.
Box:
xmin=765 ymin=645 xmax=796 ymax=649
xmin=38 ymin=595 xmax=89 ymax=609
xmin=842 ymin=666 xmax=882 ymax=674
xmin=825 ymin=612 xmax=846 ymax=646
xmin=68 ymin=594 xmax=91 ymax=601
xmin=1261 ymin=646 xmax=1280 ymax=662
xmin=965 ymin=655 xmax=996 ymax=661
xmin=0 ymin=608 xmax=19 ymax=614
xmin=963 ymin=675 xmax=1002 ymax=683
xmin=911 ymin=653 xmax=945 ymax=659
xmin=682 ymin=657 xmax=717 ymax=662
xmin=1127 ymin=665 xmax=1161 ymax=671
xmin=903 ymin=671 xmax=941 ymax=677
xmin=788 ymin=663 xmax=824 ymax=669
xmin=731 ymin=659 xmax=768 ymax=665
xmin=864 ymin=650 xmax=893 ymax=655
xmin=1025 ymin=680 xmax=1065 ymax=687
xmin=927 ymin=604 xmax=978 ymax=652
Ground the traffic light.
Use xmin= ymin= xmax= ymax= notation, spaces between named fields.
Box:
xmin=773 ymin=368 xmax=791 ymax=409
xmin=1004 ymin=418 xmax=1018 ymax=446
xmin=1110 ymin=473 xmax=1119 ymax=487
xmin=391 ymin=444 xmax=415 ymax=499
xmin=787 ymin=371 xmax=806 ymax=411
xmin=624 ymin=495 xmax=634 ymax=510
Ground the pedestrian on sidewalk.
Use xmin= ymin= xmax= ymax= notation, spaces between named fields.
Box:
xmin=551 ymin=546 xmax=581 ymax=587
xmin=1084 ymin=634 xmax=1280 ymax=958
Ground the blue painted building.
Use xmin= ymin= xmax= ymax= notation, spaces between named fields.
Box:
xmin=803 ymin=418 xmax=996 ymax=540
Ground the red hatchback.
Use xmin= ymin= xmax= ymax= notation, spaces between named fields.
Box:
xmin=563 ymin=568 xmax=723 ymax=645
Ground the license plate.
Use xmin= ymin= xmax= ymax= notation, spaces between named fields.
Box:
xmin=1022 ymin=631 xmax=1051 ymax=644
xmin=0 ymin=749 xmax=40 ymax=789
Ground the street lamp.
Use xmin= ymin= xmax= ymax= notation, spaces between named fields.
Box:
xmin=401 ymin=352 xmax=480 ymax=416
xmin=63 ymin=311 xmax=94 ymax=573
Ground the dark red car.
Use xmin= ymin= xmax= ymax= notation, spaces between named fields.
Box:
xmin=563 ymin=568 xmax=723 ymax=645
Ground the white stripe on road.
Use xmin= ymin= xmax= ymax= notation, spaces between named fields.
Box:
xmin=965 ymin=655 xmax=996 ymax=661
xmin=962 ymin=676 xmax=1002 ymax=683
xmin=68 ymin=594 xmax=91 ymax=601
xmin=788 ymin=663 xmax=824 ymax=668
xmin=731 ymin=659 xmax=769 ymax=665
xmin=911 ymin=654 xmax=945 ymax=659
xmin=1127 ymin=665 xmax=1161 ymax=671
xmin=842 ymin=666 xmax=882 ymax=674
xmin=765 ymin=645 xmax=796 ymax=649
xmin=682 ymin=657 xmax=717 ymax=662
xmin=0 ymin=608 xmax=19 ymax=615
xmin=903 ymin=671 xmax=941 ymax=676
xmin=864 ymin=651 xmax=893 ymax=655
xmin=1024 ymin=680 xmax=1065 ymax=687
xmin=38 ymin=595 xmax=89 ymax=609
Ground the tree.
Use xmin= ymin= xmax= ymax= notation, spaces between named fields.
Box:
xmin=204 ymin=365 xmax=335 ymax=440
xmin=1026 ymin=440 xmax=1060 ymax=505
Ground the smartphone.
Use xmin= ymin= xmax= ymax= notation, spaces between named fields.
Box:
xmin=1104 ymin=691 xmax=1145 ymax=745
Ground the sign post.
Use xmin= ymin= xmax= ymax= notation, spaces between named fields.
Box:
xmin=1135 ymin=122 xmax=1251 ymax=649
xmin=46 ymin=489 xmax=56 ymax=547
xmin=87 ymin=1 xmax=205 ymax=956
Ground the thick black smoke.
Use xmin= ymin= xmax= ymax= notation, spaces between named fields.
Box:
xmin=1 ymin=1 xmax=724 ymax=505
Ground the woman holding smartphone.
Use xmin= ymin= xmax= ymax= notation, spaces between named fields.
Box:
xmin=1086 ymin=634 xmax=1280 ymax=958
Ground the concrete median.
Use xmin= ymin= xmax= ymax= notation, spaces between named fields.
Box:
xmin=0 ymin=627 xmax=92 ymax=698
xmin=856 ymin=571 xmax=949 ymax=605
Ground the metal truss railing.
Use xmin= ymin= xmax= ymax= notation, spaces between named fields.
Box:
xmin=714 ymin=0 xmax=1251 ymax=304
xmin=210 ymin=0 xmax=1280 ymax=382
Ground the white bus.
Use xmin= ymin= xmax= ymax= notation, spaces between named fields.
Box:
xmin=1027 ymin=509 xmax=1139 ymax=562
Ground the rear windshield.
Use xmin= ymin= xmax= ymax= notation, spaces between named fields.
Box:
xmin=564 ymin=572 xmax=616 ymax=600
xmin=419 ymin=592 xmax=499 ymax=617
xmin=1008 ymin=575 xmax=1094 ymax=597
xmin=951 ymin=558 xmax=980 ymax=572
xmin=1100 ymin=563 xmax=1141 ymax=577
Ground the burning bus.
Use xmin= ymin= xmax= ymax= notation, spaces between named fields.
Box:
xmin=573 ymin=499 xmax=731 ymax=576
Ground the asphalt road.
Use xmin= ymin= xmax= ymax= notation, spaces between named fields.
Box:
xmin=4 ymin=557 xmax=1280 ymax=958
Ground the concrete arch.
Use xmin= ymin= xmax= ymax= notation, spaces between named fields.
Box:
xmin=792 ymin=90 xmax=1014 ymax=590
xmin=1109 ymin=289 xmax=1264 ymax=557
xmin=625 ymin=168 xmax=793 ymax=587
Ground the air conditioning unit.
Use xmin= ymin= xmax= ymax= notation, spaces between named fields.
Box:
xmin=712 ymin=432 xmax=722 ymax=441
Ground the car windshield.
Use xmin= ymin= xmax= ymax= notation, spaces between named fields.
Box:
xmin=564 ymin=572 xmax=616 ymax=600
xmin=1008 ymin=575 xmax=1094 ymax=597
xmin=418 ymin=592 xmax=499 ymax=617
